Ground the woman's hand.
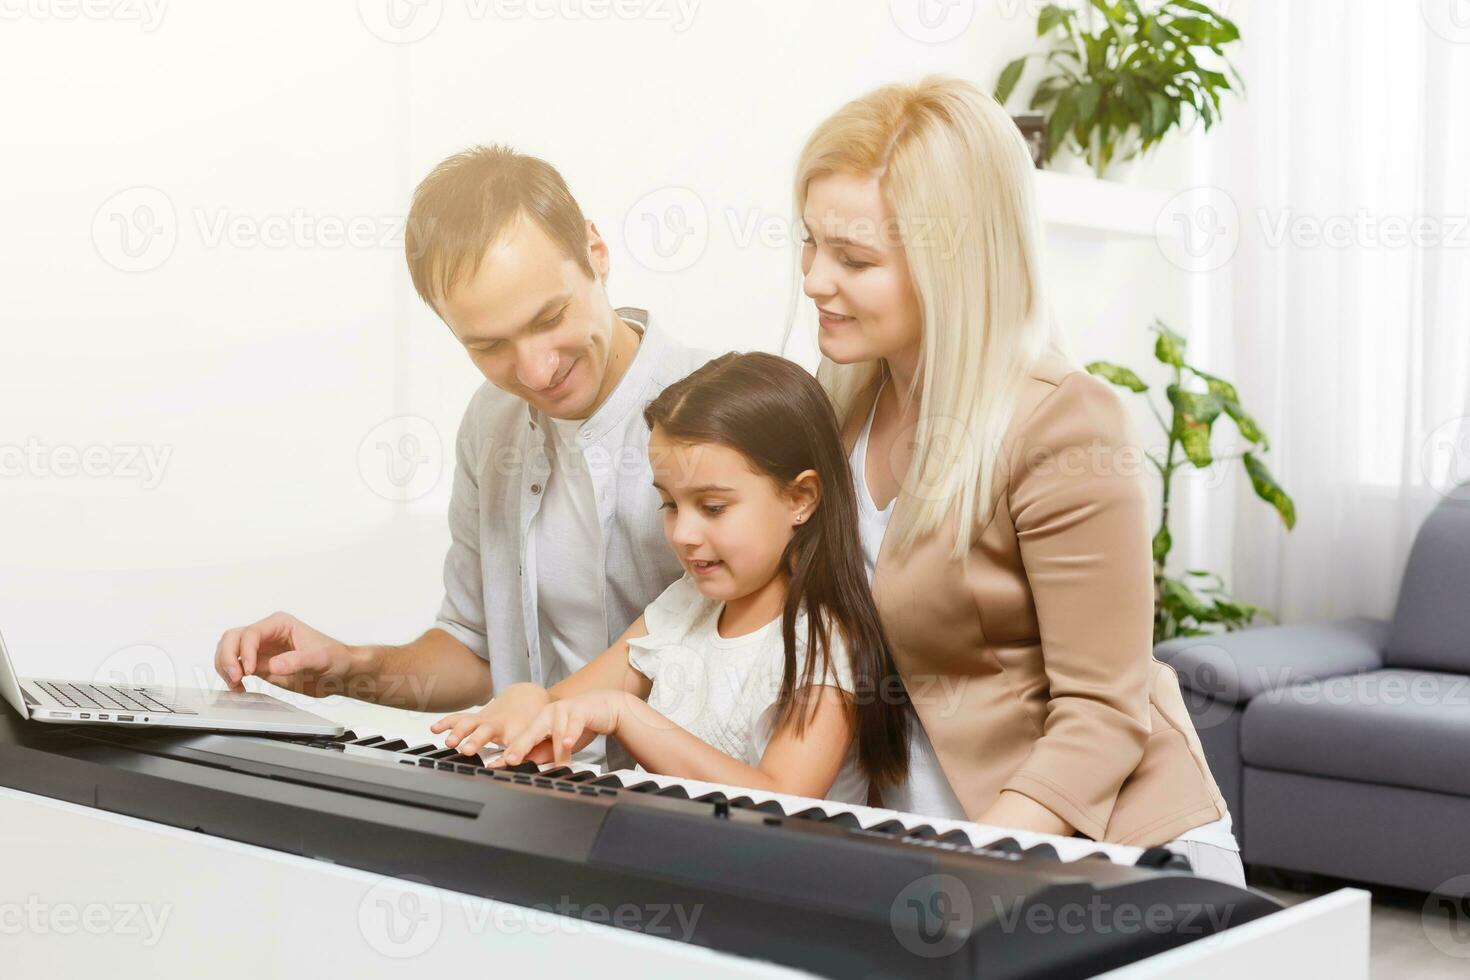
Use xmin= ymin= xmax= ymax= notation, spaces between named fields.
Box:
xmin=430 ymin=682 xmax=551 ymax=757
xmin=492 ymin=690 xmax=631 ymax=769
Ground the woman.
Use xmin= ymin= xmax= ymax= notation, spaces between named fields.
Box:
xmin=790 ymin=75 xmax=1244 ymax=886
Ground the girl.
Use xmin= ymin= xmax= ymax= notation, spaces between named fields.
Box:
xmin=431 ymin=351 xmax=909 ymax=802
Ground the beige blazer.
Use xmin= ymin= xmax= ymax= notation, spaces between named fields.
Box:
xmin=845 ymin=353 xmax=1225 ymax=847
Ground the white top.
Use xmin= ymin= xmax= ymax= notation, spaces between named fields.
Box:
xmin=624 ymin=574 xmax=869 ymax=805
xmin=851 ymin=378 xmax=1240 ymax=850
xmin=533 ymin=414 xmax=610 ymax=764
xmin=1170 ymin=809 xmax=1240 ymax=851
xmin=534 ymin=414 xmax=607 ymax=686
xmin=851 ymin=378 xmax=969 ymax=820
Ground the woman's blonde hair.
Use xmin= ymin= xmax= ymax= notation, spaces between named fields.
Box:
xmin=796 ymin=75 xmax=1072 ymax=559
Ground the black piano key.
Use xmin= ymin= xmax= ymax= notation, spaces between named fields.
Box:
xmin=1084 ymin=851 xmax=1115 ymax=862
xmin=825 ymin=812 xmax=863 ymax=829
xmin=790 ymin=807 xmax=827 ymax=821
xmin=906 ymin=824 xmax=939 ymax=840
xmin=983 ymin=836 xmax=1024 ymax=855
xmin=1134 ymin=846 xmax=1192 ymax=872
xmin=403 ymin=744 xmax=438 ymax=755
xmin=868 ymin=819 xmax=908 ymax=836
xmin=332 ymin=730 xmax=357 ymax=742
xmin=562 ymin=771 xmax=600 ymax=783
xmin=935 ymin=830 xmax=971 ymax=846
xmin=752 ymin=801 xmax=785 ymax=815
xmin=655 ymin=785 xmax=690 ymax=799
xmin=727 ymin=796 xmax=756 ymax=808
xmin=589 ymin=774 xmax=625 ymax=787
xmin=1022 ymin=843 xmax=1060 ymax=862
xmin=539 ymin=767 xmax=575 ymax=779
xmin=374 ymin=739 xmax=408 ymax=752
xmin=349 ymin=735 xmax=386 ymax=747
xmin=425 ymin=748 xmax=461 ymax=760
xmin=620 ymin=781 xmax=662 ymax=794
xmin=504 ymin=761 xmax=542 ymax=774
xmin=693 ymin=791 xmax=728 ymax=804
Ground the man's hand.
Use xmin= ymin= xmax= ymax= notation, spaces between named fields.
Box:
xmin=215 ymin=612 xmax=364 ymax=697
xmin=492 ymin=690 xmax=630 ymax=769
xmin=430 ymin=683 xmax=551 ymax=757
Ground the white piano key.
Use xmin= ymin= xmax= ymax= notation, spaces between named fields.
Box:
xmin=575 ymin=767 xmax=1144 ymax=866
xmin=353 ymin=736 xmax=1144 ymax=866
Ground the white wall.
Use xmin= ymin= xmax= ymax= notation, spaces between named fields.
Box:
xmin=0 ymin=0 xmax=1194 ymax=688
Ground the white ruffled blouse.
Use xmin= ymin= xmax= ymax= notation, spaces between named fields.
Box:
xmin=625 ymin=574 xmax=869 ymax=804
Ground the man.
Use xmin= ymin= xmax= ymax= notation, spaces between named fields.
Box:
xmin=214 ymin=145 xmax=712 ymax=767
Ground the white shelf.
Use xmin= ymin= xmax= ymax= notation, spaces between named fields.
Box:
xmin=1034 ymin=169 xmax=1172 ymax=239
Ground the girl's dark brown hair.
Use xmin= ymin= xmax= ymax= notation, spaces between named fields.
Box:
xmin=643 ymin=351 xmax=910 ymax=789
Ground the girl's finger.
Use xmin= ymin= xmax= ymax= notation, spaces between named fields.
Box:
xmin=444 ymin=715 xmax=484 ymax=746
xmin=457 ymin=722 xmax=498 ymax=756
xmin=429 ymin=713 xmax=463 ymax=734
xmin=502 ymin=709 xmax=553 ymax=764
xmin=446 ymin=719 xmax=488 ymax=752
xmin=551 ymin=707 xmax=571 ymax=768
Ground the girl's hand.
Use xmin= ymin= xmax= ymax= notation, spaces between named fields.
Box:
xmin=430 ymin=682 xmax=551 ymax=757
xmin=493 ymin=690 xmax=630 ymax=769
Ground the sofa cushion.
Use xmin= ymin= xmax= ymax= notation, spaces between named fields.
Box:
xmin=1386 ymin=494 xmax=1470 ymax=673
xmin=1242 ymin=668 xmax=1470 ymax=797
xmin=1155 ymin=618 xmax=1386 ymax=706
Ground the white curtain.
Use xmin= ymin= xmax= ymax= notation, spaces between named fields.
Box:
xmin=1213 ymin=0 xmax=1470 ymax=624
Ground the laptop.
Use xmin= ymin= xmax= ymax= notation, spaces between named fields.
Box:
xmin=0 ymin=627 xmax=344 ymax=736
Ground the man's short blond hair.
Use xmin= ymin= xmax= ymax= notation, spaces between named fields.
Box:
xmin=405 ymin=144 xmax=593 ymax=313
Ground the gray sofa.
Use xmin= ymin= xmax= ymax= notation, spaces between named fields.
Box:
xmin=1156 ymin=491 xmax=1470 ymax=893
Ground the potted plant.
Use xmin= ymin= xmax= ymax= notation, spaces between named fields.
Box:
xmin=995 ymin=0 xmax=1243 ymax=181
xmin=1087 ymin=321 xmax=1295 ymax=643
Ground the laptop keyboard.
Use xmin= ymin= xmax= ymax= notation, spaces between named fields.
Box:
xmin=36 ymin=681 xmax=198 ymax=716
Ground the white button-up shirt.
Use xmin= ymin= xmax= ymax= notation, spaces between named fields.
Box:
xmin=432 ymin=308 xmax=714 ymax=698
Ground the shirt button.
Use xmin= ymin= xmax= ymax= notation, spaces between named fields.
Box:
xmin=531 ymin=483 xmax=542 ymax=495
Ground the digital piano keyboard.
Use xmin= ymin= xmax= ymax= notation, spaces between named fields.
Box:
xmin=0 ymin=710 xmax=1283 ymax=978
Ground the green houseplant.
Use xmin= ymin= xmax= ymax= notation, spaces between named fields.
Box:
xmin=994 ymin=0 xmax=1243 ymax=179
xmin=1087 ymin=321 xmax=1296 ymax=643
